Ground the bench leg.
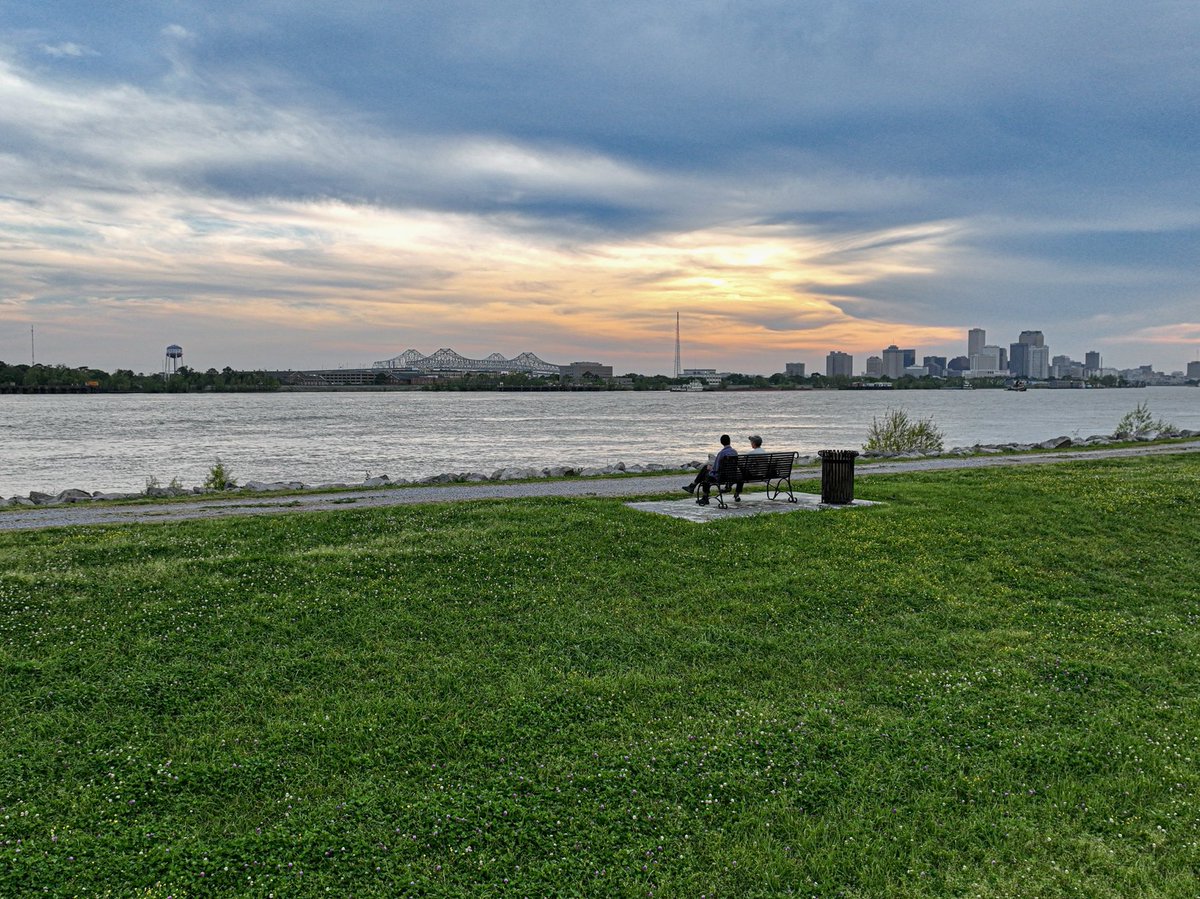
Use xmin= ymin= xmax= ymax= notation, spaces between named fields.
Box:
xmin=767 ymin=478 xmax=798 ymax=502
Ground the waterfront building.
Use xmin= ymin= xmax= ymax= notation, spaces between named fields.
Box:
xmin=968 ymin=328 xmax=986 ymax=360
xmin=881 ymin=345 xmax=906 ymax=379
xmin=560 ymin=361 xmax=613 ymax=380
xmin=1051 ymin=355 xmax=1085 ymax=380
xmin=1188 ymin=361 xmax=1200 ymax=380
xmin=1085 ymin=350 xmax=1102 ymax=372
xmin=865 ymin=355 xmax=883 ymax=377
xmin=905 ymin=365 xmax=928 ymax=378
xmin=784 ymin=362 xmax=806 ymax=377
xmin=682 ymin=368 xmax=723 ymax=384
xmin=826 ymin=351 xmax=853 ymax=378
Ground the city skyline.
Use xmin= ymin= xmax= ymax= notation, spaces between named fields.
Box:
xmin=2 ymin=3 xmax=1199 ymax=375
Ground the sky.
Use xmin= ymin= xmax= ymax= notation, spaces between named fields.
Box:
xmin=1 ymin=1 xmax=1198 ymax=376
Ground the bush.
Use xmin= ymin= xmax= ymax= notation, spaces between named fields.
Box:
xmin=203 ymin=458 xmax=237 ymax=490
xmin=1114 ymin=402 xmax=1175 ymax=439
xmin=863 ymin=407 xmax=945 ymax=453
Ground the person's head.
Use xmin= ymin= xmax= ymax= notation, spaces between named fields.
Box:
xmin=749 ymin=435 xmax=762 ymax=449
xmin=719 ymin=434 xmax=731 ymax=446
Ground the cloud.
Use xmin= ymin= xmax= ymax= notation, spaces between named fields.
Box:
xmin=39 ymin=41 xmax=92 ymax=58
xmin=1 ymin=2 xmax=1199 ymax=372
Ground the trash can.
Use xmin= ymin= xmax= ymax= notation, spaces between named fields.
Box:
xmin=818 ymin=449 xmax=859 ymax=504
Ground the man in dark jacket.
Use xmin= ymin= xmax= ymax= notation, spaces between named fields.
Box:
xmin=683 ymin=434 xmax=741 ymax=505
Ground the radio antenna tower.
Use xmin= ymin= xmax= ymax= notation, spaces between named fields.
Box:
xmin=673 ymin=312 xmax=681 ymax=378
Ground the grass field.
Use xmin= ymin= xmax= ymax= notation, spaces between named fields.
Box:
xmin=2 ymin=454 xmax=1198 ymax=897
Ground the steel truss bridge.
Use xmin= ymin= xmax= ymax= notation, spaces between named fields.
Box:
xmin=372 ymin=348 xmax=561 ymax=376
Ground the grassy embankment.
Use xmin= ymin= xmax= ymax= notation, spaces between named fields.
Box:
xmin=1 ymin=454 xmax=1198 ymax=897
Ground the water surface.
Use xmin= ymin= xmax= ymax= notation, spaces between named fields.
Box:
xmin=1 ymin=387 xmax=1195 ymax=495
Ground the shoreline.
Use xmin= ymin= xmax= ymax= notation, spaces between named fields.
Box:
xmin=1 ymin=438 xmax=1198 ymax=533
xmin=4 ymin=430 xmax=1196 ymax=510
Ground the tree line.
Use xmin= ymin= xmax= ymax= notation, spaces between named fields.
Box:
xmin=0 ymin=362 xmax=279 ymax=392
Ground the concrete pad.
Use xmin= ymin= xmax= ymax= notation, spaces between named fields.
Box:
xmin=625 ymin=491 xmax=878 ymax=522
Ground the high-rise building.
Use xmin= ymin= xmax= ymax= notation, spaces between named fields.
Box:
xmin=1028 ymin=345 xmax=1050 ymax=380
xmin=1085 ymin=351 xmax=1101 ymax=372
xmin=785 ymin=362 xmax=806 ymax=377
xmin=865 ymin=356 xmax=883 ymax=377
xmin=968 ymin=328 xmax=985 ymax=359
xmin=923 ymin=356 xmax=947 ymax=378
xmin=902 ymin=348 xmax=916 ymax=368
xmin=972 ymin=345 xmax=1003 ymax=372
xmin=881 ymin=345 xmax=906 ymax=379
xmin=1011 ymin=331 xmax=1049 ymax=377
xmin=1009 ymin=341 xmax=1029 ymax=376
xmin=826 ymin=351 xmax=853 ymax=378
xmin=947 ymin=356 xmax=971 ymax=372
xmin=1188 ymin=361 xmax=1200 ymax=380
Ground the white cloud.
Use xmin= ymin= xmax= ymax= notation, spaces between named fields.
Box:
xmin=39 ymin=42 xmax=93 ymax=59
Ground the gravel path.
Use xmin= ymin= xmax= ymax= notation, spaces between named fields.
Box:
xmin=2 ymin=440 xmax=1198 ymax=532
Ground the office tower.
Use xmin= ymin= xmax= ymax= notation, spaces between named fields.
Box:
xmin=901 ymin=348 xmax=916 ymax=368
xmin=882 ymin=345 xmax=907 ymax=379
xmin=1187 ymin=361 xmax=1200 ymax=379
xmin=1009 ymin=341 xmax=1029 ymax=376
xmin=1028 ymin=345 xmax=1050 ymax=380
xmin=968 ymin=328 xmax=985 ymax=359
xmin=972 ymin=345 xmax=1003 ymax=372
xmin=1085 ymin=351 xmax=1101 ymax=372
xmin=865 ymin=356 xmax=884 ymax=377
xmin=923 ymin=356 xmax=947 ymax=378
xmin=785 ymin=362 xmax=806 ymax=377
xmin=826 ymin=351 xmax=853 ymax=377
xmin=1011 ymin=331 xmax=1048 ymax=377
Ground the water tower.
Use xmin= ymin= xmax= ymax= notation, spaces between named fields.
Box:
xmin=165 ymin=344 xmax=183 ymax=375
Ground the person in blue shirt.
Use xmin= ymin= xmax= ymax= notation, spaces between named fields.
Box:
xmin=683 ymin=434 xmax=742 ymax=505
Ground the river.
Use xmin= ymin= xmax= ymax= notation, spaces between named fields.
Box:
xmin=1 ymin=387 xmax=1196 ymax=496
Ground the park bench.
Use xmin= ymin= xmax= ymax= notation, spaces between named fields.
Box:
xmin=703 ymin=451 xmax=800 ymax=509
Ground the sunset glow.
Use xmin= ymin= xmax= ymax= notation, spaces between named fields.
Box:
xmin=1 ymin=4 xmax=1198 ymax=373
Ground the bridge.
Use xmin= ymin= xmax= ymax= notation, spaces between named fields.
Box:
xmin=372 ymin=348 xmax=561 ymax=376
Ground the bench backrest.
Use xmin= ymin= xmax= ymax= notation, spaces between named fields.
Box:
xmin=714 ymin=451 xmax=798 ymax=482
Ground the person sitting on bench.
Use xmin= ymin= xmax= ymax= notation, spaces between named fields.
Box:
xmin=683 ymin=434 xmax=743 ymax=505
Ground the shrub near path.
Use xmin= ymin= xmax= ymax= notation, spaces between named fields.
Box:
xmin=1 ymin=454 xmax=1199 ymax=897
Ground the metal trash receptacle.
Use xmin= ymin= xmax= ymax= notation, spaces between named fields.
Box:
xmin=818 ymin=449 xmax=859 ymax=504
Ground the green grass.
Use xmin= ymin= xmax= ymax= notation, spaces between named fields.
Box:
xmin=2 ymin=454 xmax=1199 ymax=897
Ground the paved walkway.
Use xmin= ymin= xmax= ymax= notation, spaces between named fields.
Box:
xmin=1 ymin=440 xmax=1197 ymax=532
xmin=627 ymin=491 xmax=880 ymax=523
